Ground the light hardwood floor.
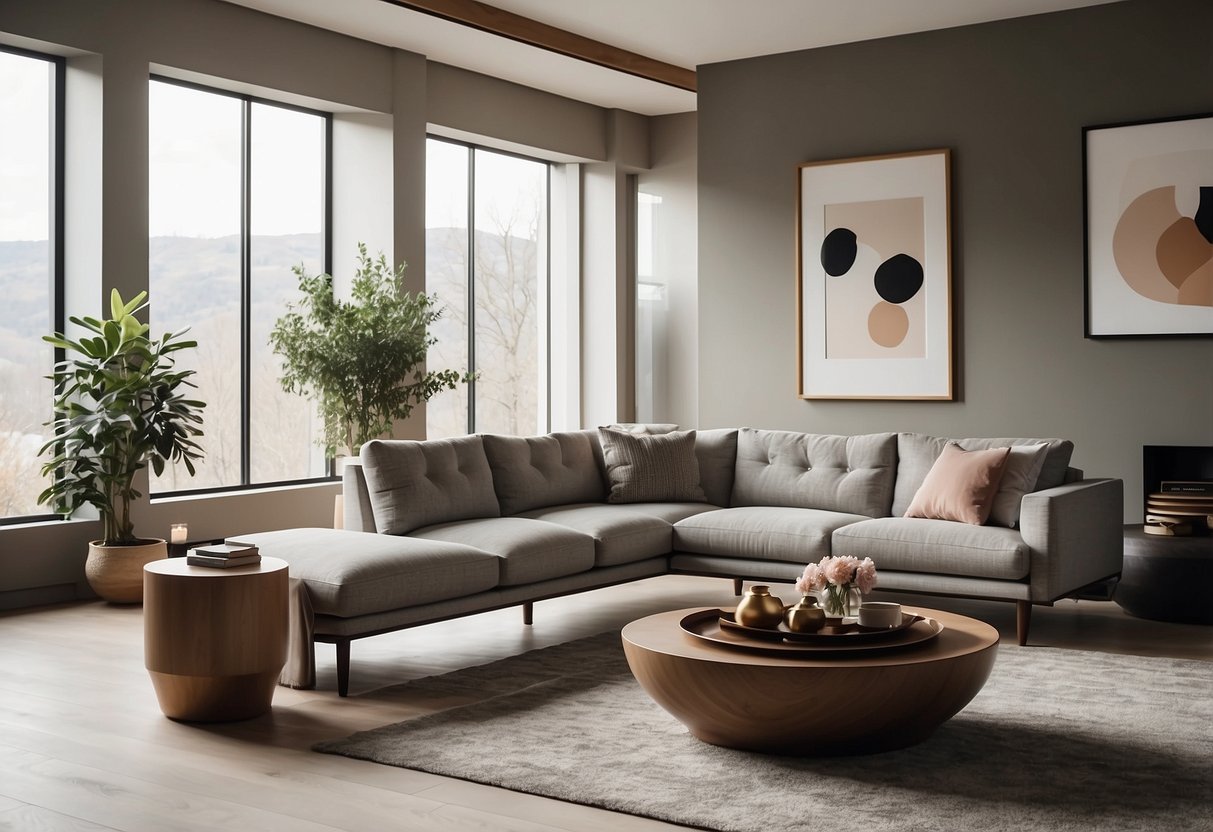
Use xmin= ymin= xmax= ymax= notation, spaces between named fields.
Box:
xmin=1 ymin=575 xmax=1210 ymax=831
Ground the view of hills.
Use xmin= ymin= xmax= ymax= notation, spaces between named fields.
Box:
xmin=0 ymin=224 xmax=539 ymax=515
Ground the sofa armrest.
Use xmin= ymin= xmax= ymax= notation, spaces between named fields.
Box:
xmin=342 ymin=461 xmax=377 ymax=533
xmin=1019 ymin=478 xmax=1123 ymax=602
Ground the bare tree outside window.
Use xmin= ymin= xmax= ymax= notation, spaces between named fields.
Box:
xmin=0 ymin=50 xmax=55 ymax=519
xmin=426 ymin=140 xmax=546 ymax=438
xmin=147 ymin=80 xmax=326 ymax=493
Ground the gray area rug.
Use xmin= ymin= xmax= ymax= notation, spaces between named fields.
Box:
xmin=316 ymin=632 xmax=1213 ymax=832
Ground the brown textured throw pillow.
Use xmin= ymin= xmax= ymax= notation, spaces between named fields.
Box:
xmin=903 ymin=442 xmax=1011 ymax=525
xmin=597 ymin=427 xmax=707 ymax=504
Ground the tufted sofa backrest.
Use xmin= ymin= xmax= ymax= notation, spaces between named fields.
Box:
xmin=730 ymin=428 xmax=898 ymax=517
xmin=350 ymin=427 xmax=1075 ymax=531
xmin=482 ymin=431 xmax=606 ymax=515
xmin=360 ymin=436 xmax=501 ymax=535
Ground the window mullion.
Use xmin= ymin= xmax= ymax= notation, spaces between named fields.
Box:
xmin=466 ymin=148 xmax=476 ymax=435
xmin=543 ymin=170 xmax=552 ymax=433
xmin=51 ymin=55 xmax=65 ymax=358
xmin=323 ymin=116 xmax=333 ymax=278
xmin=240 ymin=98 xmax=252 ymax=486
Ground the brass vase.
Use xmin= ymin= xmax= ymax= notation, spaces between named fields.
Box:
xmin=735 ymin=585 xmax=784 ymax=629
xmin=784 ymin=594 xmax=826 ymax=633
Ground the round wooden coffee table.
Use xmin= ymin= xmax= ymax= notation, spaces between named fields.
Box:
xmin=143 ymin=557 xmax=289 ymax=722
xmin=622 ymin=606 xmax=998 ymax=755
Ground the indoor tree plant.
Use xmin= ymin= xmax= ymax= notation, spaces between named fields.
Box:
xmin=269 ymin=243 xmax=466 ymax=460
xmin=38 ymin=289 xmax=206 ymax=603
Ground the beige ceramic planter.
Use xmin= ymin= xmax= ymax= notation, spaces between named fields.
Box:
xmin=85 ymin=539 xmax=168 ymax=604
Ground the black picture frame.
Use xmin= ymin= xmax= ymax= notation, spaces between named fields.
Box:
xmin=1082 ymin=111 xmax=1213 ymax=339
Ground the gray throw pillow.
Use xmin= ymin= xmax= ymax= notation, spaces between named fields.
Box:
xmin=597 ymin=427 xmax=707 ymax=504
xmin=987 ymin=442 xmax=1049 ymax=528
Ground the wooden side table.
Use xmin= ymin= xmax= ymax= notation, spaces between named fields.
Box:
xmin=143 ymin=557 xmax=289 ymax=721
xmin=1114 ymin=525 xmax=1213 ymax=625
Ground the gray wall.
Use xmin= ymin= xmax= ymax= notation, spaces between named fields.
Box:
xmin=697 ymin=0 xmax=1213 ymax=520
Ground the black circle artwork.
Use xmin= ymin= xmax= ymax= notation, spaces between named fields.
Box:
xmin=874 ymin=253 xmax=924 ymax=304
xmin=1194 ymin=186 xmax=1213 ymax=244
xmin=820 ymin=228 xmax=858 ymax=276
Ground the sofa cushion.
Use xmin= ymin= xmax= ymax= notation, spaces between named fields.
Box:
xmin=695 ymin=428 xmax=739 ymax=507
xmin=598 ymin=427 xmax=707 ymax=504
xmin=673 ymin=506 xmax=870 ymax=563
xmin=607 ymin=501 xmax=719 ymax=524
xmin=831 ymin=517 xmax=1030 ymax=580
xmin=892 ymin=434 xmax=1074 ymax=518
xmin=903 ymin=443 xmax=1011 ymax=526
xmin=482 ymin=432 xmax=605 ymax=515
xmin=730 ymin=428 xmax=897 ymax=517
xmin=409 ymin=517 xmax=595 ymax=586
xmin=517 ymin=503 xmax=675 ymax=567
xmin=229 ymin=528 xmax=499 ymax=618
xmin=360 ymin=436 xmax=500 ymax=535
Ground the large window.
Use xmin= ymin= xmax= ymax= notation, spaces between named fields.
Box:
xmin=148 ymin=78 xmax=329 ymax=493
xmin=0 ymin=47 xmax=62 ymax=523
xmin=425 ymin=138 xmax=549 ymax=437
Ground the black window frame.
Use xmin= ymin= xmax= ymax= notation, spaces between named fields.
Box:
xmin=0 ymin=44 xmax=65 ymax=527
xmin=149 ymin=75 xmax=334 ymax=498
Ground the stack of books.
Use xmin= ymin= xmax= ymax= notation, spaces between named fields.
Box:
xmin=186 ymin=539 xmax=262 ymax=568
xmin=1144 ymin=481 xmax=1213 ymax=537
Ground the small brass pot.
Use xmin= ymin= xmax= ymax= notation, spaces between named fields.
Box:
xmin=735 ymin=585 xmax=785 ymax=629
xmin=784 ymin=595 xmax=826 ymax=633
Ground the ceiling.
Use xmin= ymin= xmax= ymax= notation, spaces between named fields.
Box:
xmin=222 ymin=0 xmax=1120 ymax=115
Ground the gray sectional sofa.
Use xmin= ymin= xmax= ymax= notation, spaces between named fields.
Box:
xmin=239 ymin=426 xmax=1123 ymax=695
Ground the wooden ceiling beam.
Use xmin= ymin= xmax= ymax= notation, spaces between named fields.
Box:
xmin=382 ymin=0 xmax=697 ymax=92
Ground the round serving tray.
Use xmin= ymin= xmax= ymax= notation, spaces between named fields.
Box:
xmin=721 ymin=610 xmax=923 ymax=644
xmin=678 ymin=608 xmax=944 ymax=656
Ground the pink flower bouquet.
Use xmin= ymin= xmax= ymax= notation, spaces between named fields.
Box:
xmin=795 ymin=555 xmax=877 ymax=617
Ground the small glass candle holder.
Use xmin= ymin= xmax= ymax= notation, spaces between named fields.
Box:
xmin=169 ymin=523 xmax=189 ymax=557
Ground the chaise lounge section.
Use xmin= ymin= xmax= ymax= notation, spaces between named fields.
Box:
xmin=237 ymin=425 xmax=1123 ymax=695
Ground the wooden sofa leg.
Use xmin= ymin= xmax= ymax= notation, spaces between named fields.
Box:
xmin=733 ymin=578 xmax=743 ymax=597
xmin=1015 ymin=601 xmax=1032 ymax=647
xmin=336 ymin=639 xmax=351 ymax=697
xmin=523 ymin=602 xmax=533 ymax=626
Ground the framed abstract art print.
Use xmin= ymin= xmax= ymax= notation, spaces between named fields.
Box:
xmin=1084 ymin=112 xmax=1213 ymax=338
xmin=796 ymin=148 xmax=953 ymax=399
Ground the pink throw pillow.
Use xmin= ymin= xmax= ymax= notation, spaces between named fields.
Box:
xmin=904 ymin=442 xmax=1011 ymax=525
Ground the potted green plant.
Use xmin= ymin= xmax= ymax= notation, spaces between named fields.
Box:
xmin=38 ymin=289 xmax=206 ymax=603
xmin=269 ymin=243 xmax=466 ymax=460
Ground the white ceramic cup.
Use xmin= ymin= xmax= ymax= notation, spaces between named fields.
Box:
xmin=858 ymin=601 xmax=902 ymax=628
